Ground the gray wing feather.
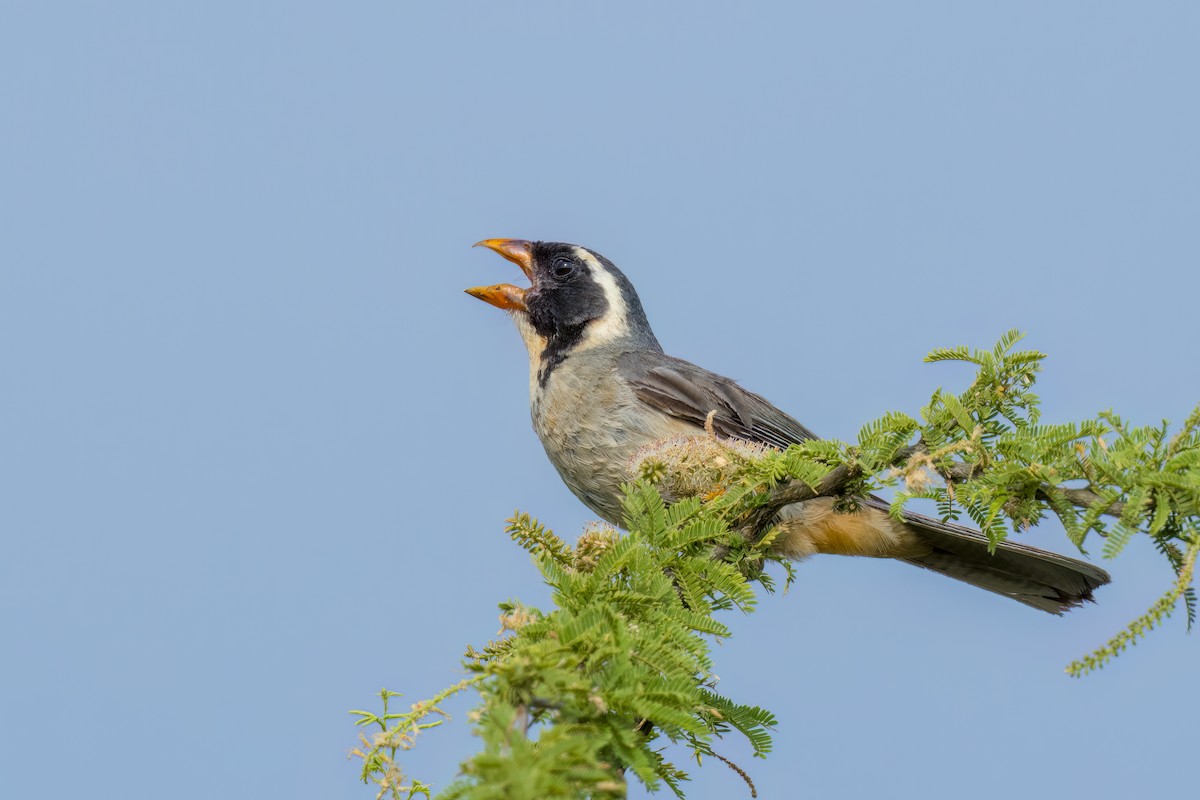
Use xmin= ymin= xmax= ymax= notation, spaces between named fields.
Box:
xmin=617 ymin=352 xmax=818 ymax=449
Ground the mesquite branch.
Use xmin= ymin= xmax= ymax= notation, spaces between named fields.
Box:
xmin=736 ymin=442 xmax=1126 ymax=541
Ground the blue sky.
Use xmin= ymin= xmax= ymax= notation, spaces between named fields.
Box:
xmin=2 ymin=3 xmax=1197 ymax=798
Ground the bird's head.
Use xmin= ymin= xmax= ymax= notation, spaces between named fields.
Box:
xmin=467 ymin=239 xmax=661 ymax=376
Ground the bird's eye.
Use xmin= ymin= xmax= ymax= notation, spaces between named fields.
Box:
xmin=552 ymin=257 xmax=577 ymax=279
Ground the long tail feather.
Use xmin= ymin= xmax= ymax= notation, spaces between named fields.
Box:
xmin=890 ymin=504 xmax=1112 ymax=614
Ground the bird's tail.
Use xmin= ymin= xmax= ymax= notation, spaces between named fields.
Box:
xmin=889 ymin=503 xmax=1111 ymax=614
xmin=773 ymin=496 xmax=1112 ymax=613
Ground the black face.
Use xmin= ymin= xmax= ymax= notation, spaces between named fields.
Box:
xmin=519 ymin=241 xmax=659 ymax=387
xmin=525 ymin=242 xmax=610 ymax=340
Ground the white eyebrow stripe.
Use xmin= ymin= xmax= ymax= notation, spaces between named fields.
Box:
xmin=574 ymin=247 xmax=630 ymax=348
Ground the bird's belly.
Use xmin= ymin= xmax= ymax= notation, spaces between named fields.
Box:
xmin=773 ymin=498 xmax=930 ymax=560
xmin=532 ymin=367 xmax=692 ymax=524
xmin=533 ymin=370 xmax=930 ymax=559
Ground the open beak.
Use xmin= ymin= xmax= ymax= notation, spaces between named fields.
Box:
xmin=467 ymin=238 xmax=534 ymax=311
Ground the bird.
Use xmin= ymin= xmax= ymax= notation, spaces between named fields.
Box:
xmin=466 ymin=238 xmax=1110 ymax=614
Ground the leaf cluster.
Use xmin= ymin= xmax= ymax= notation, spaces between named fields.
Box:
xmin=878 ymin=332 xmax=1199 ymax=674
xmin=356 ymin=487 xmax=785 ymax=799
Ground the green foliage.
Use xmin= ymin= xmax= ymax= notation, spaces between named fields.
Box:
xmin=353 ymin=331 xmax=1199 ymax=796
xmin=875 ymin=331 xmax=1200 ymax=674
xmin=351 ymin=683 xmax=477 ymax=799
xmin=356 ymin=486 xmax=788 ymax=799
xmin=1065 ymin=530 xmax=1199 ymax=677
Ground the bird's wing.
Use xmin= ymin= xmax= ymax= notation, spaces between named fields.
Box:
xmin=617 ymin=352 xmax=818 ymax=450
xmin=617 ymin=355 xmax=1111 ymax=613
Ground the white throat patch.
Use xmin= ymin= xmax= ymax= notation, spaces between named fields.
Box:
xmin=574 ymin=246 xmax=630 ymax=350
xmin=510 ymin=311 xmax=548 ymax=399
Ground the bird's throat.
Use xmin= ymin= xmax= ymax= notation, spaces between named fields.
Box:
xmin=536 ymin=325 xmax=586 ymax=389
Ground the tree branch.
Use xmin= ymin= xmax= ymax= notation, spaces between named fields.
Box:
xmin=1047 ymin=487 xmax=1126 ymax=518
xmin=736 ymin=443 xmax=1126 ymax=540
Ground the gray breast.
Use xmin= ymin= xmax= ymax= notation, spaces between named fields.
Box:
xmin=531 ymin=350 xmax=696 ymax=524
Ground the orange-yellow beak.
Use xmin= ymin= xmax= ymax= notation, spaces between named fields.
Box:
xmin=467 ymin=239 xmax=535 ymax=311
xmin=464 ymin=283 xmax=527 ymax=312
xmin=473 ymin=238 xmax=534 ymax=279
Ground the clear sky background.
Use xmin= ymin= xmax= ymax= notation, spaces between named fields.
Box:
xmin=3 ymin=3 xmax=1197 ymax=798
